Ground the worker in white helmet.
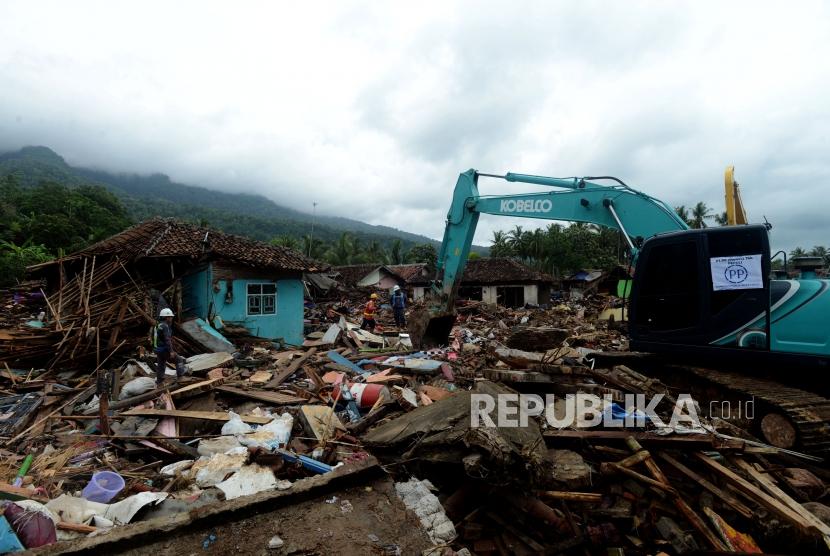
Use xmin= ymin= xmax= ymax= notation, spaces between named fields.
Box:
xmin=391 ymin=285 xmax=407 ymax=328
xmin=153 ymin=307 xmax=187 ymax=386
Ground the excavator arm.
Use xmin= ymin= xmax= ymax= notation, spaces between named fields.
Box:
xmin=436 ymin=169 xmax=688 ymax=304
xmin=408 ymin=169 xmax=688 ymax=347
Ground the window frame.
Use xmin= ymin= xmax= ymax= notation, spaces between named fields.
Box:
xmin=246 ymin=282 xmax=277 ymax=316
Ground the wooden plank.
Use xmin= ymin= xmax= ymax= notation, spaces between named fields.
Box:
xmin=121 ymin=408 xmax=273 ymax=424
xmin=657 ymin=451 xmax=753 ymax=519
xmin=58 ymin=521 xmax=97 ymax=533
xmin=168 ymin=377 xmax=224 ymax=399
xmin=248 ymin=370 xmax=273 ymax=383
xmin=348 ymin=330 xmax=364 ymax=348
xmin=621 ymin=438 xmax=726 ymax=551
xmin=543 ymin=429 xmax=744 ymax=449
xmin=731 ymin=456 xmax=830 ymax=541
xmin=0 ymin=481 xmax=50 ymax=502
xmin=216 ymin=385 xmax=305 ymax=405
xmin=265 ymin=347 xmax=317 ymax=388
xmin=693 ymin=452 xmax=828 ymax=541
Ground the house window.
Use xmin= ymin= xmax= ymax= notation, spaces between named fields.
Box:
xmin=247 ymin=283 xmax=276 ymax=315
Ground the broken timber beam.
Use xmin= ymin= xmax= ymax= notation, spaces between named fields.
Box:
xmin=624 ymin=437 xmax=728 ymax=552
xmin=215 ymin=385 xmax=305 ymax=405
xmin=543 ymin=429 xmax=744 ymax=450
xmin=693 ymin=452 xmax=830 ymax=546
xmin=657 ymin=451 xmax=753 ymax=519
xmin=265 ymin=347 xmax=317 ymax=389
xmin=120 ymin=408 xmax=273 ymax=424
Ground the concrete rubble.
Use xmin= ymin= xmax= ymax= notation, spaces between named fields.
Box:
xmin=0 ymin=270 xmax=828 ymax=555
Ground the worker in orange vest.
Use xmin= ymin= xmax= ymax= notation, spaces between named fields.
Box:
xmin=361 ymin=293 xmax=380 ymax=332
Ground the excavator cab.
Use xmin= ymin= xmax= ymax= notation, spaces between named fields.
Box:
xmin=629 ymin=224 xmax=773 ymax=357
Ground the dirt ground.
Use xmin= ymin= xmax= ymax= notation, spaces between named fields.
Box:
xmin=120 ymin=477 xmax=432 ymax=556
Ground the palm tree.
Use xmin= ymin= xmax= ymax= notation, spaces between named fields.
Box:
xmin=690 ymin=202 xmax=713 ymax=229
xmin=790 ymin=246 xmax=807 ymax=260
xmin=809 ymin=246 xmax=829 ymax=266
xmin=674 ymin=205 xmax=692 ymax=227
xmin=365 ymin=240 xmax=386 ymax=264
xmin=714 ymin=211 xmax=728 ymax=226
xmin=386 ymin=239 xmax=404 ymax=265
xmin=490 ymin=230 xmax=512 ymax=258
xmin=507 ymin=225 xmax=524 ymax=248
xmin=302 ymin=234 xmax=325 ymax=260
xmin=271 ymin=235 xmax=301 ymax=251
xmin=326 ymin=233 xmax=354 ymax=265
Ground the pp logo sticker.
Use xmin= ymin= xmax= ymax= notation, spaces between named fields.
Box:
xmin=724 ymin=264 xmax=748 ymax=284
xmin=711 ymin=255 xmax=763 ymax=291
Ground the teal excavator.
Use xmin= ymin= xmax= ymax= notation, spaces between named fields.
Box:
xmin=409 ymin=169 xmax=830 ymax=453
xmin=412 ymin=169 xmax=830 ymax=368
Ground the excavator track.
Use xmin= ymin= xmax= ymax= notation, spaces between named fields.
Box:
xmin=685 ymin=367 xmax=830 ymax=455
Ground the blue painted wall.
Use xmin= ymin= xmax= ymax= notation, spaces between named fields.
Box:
xmin=182 ymin=263 xmax=305 ymax=345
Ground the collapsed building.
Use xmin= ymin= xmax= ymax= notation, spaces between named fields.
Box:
xmin=8 ymin=218 xmax=325 ymax=372
xmin=336 ymin=258 xmax=554 ymax=308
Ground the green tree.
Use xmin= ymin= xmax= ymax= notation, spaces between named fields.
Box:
xmin=490 ymin=230 xmax=513 ymax=258
xmin=690 ymin=202 xmax=713 ymax=229
xmin=325 ymin=232 xmax=355 ymax=265
xmin=302 ymin=234 xmax=326 ymax=260
xmin=364 ymin=240 xmax=386 ymax=265
xmin=271 ymin=235 xmax=301 ymax=251
xmin=790 ymin=246 xmax=807 ymax=260
xmin=674 ymin=205 xmax=692 ymax=227
xmin=407 ymin=243 xmax=438 ymax=270
xmin=388 ymin=239 xmax=404 ymax=265
xmin=0 ymin=240 xmax=52 ymax=286
xmin=809 ymin=245 xmax=829 ymax=266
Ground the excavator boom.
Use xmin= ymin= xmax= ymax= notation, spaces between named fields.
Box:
xmin=436 ymin=169 xmax=687 ymax=307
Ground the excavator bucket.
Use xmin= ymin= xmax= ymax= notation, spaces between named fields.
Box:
xmin=408 ymin=306 xmax=456 ymax=349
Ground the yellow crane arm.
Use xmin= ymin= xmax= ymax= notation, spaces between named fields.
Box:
xmin=724 ymin=165 xmax=748 ymax=225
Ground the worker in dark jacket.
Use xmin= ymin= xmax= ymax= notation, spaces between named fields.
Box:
xmin=153 ymin=308 xmax=187 ymax=386
xmin=391 ymin=285 xmax=406 ymax=328
xmin=361 ymin=293 xmax=379 ymax=332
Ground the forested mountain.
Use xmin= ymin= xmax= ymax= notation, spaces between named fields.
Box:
xmin=0 ymin=146 xmax=467 ymax=252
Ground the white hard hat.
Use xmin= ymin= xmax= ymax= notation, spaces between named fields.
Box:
xmin=159 ymin=308 xmax=174 ymax=317
xmin=393 ymin=285 xmax=400 ymax=291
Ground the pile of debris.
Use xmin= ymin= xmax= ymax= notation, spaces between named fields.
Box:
xmin=1 ymin=286 xmax=829 ymax=555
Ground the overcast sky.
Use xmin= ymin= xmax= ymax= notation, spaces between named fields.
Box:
xmin=1 ymin=1 xmax=828 ymax=251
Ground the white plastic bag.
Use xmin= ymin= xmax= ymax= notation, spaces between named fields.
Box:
xmin=221 ymin=411 xmax=253 ymax=435
xmin=237 ymin=413 xmax=293 ymax=451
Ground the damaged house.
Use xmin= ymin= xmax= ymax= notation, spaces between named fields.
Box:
xmin=27 ymin=219 xmax=324 ymax=354
xmin=410 ymin=258 xmax=553 ymax=307
xmin=341 ymin=258 xmax=553 ymax=308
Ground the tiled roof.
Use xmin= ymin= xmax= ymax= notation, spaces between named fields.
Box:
xmin=406 ymin=258 xmax=554 ymax=285
xmin=388 ymin=264 xmax=430 ymax=282
xmin=332 ymin=264 xmax=379 ymax=286
xmin=74 ymin=218 xmax=324 ymax=272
